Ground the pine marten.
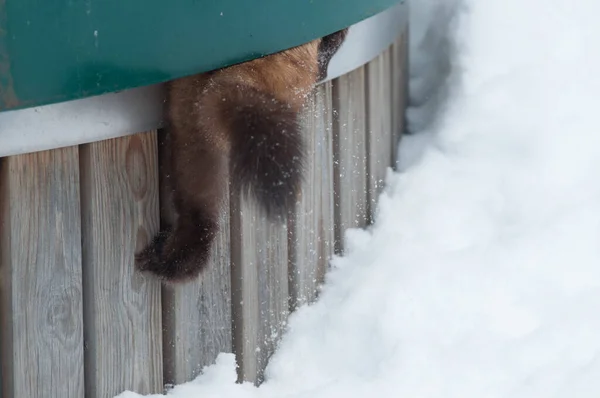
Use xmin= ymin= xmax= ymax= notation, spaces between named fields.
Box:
xmin=135 ymin=28 xmax=348 ymax=282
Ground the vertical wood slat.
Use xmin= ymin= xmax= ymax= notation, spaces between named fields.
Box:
xmin=288 ymin=82 xmax=336 ymax=310
xmin=159 ymin=129 xmax=233 ymax=386
xmin=332 ymin=66 xmax=368 ymax=253
xmin=231 ymin=196 xmax=289 ymax=385
xmin=80 ymin=132 xmax=163 ymax=398
xmin=0 ymin=148 xmax=85 ymax=398
xmin=366 ymin=49 xmax=393 ymax=223
xmin=391 ymin=31 xmax=409 ymax=167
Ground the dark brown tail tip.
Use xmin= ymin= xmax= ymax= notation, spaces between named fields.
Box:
xmin=228 ymin=96 xmax=305 ymax=219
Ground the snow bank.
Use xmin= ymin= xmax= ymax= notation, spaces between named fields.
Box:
xmin=117 ymin=0 xmax=600 ymax=396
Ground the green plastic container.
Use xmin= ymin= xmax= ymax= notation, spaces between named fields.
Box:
xmin=0 ymin=0 xmax=402 ymax=112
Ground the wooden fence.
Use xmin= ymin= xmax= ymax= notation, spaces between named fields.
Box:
xmin=0 ymin=33 xmax=408 ymax=398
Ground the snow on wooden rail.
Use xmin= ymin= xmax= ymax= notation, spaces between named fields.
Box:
xmin=0 ymin=35 xmax=407 ymax=398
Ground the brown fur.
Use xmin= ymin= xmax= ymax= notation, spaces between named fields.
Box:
xmin=136 ymin=29 xmax=348 ymax=282
xmin=318 ymin=28 xmax=348 ymax=80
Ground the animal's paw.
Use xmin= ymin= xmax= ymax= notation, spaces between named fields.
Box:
xmin=135 ymin=227 xmax=211 ymax=284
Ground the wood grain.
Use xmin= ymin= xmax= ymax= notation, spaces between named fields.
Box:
xmin=0 ymin=148 xmax=85 ymax=398
xmin=158 ymin=129 xmax=233 ymax=385
xmin=230 ymin=193 xmax=289 ymax=384
xmin=80 ymin=132 xmax=163 ymax=398
xmin=332 ymin=66 xmax=368 ymax=253
xmin=366 ymin=49 xmax=393 ymax=223
xmin=391 ymin=31 xmax=409 ymax=168
xmin=288 ymin=83 xmax=336 ymax=310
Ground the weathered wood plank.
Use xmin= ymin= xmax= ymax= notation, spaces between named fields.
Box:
xmin=158 ymin=129 xmax=233 ymax=385
xmin=0 ymin=148 xmax=85 ymax=398
xmin=80 ymin=132 xmax=163 ymax=398
xmin=391 ymin=31 xmax=409 ymax=168
xmin=288 ymin=82 xmax=336 ymax=310
xmin=366 ymin=49 xmax=393 ymax=223
xmin=332 ymin=66 xmax=368 ymax=253
xmin=230 ymin=195 xmax=289 ymax=384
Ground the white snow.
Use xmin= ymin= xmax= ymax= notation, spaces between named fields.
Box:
xmin=117 ymin=0 xmax=600 ymax=396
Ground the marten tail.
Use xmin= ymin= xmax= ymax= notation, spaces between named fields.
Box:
xmin=136 ymin=35 xmax=339 ymax=283
xmin=135 ymin=79 xmax=307 ymax=282
xmin=222 ymin=83 xmax=305 ymax=218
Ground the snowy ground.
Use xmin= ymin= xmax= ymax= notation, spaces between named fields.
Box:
xmin=117 ymin=0 xmax=600 ymax=396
